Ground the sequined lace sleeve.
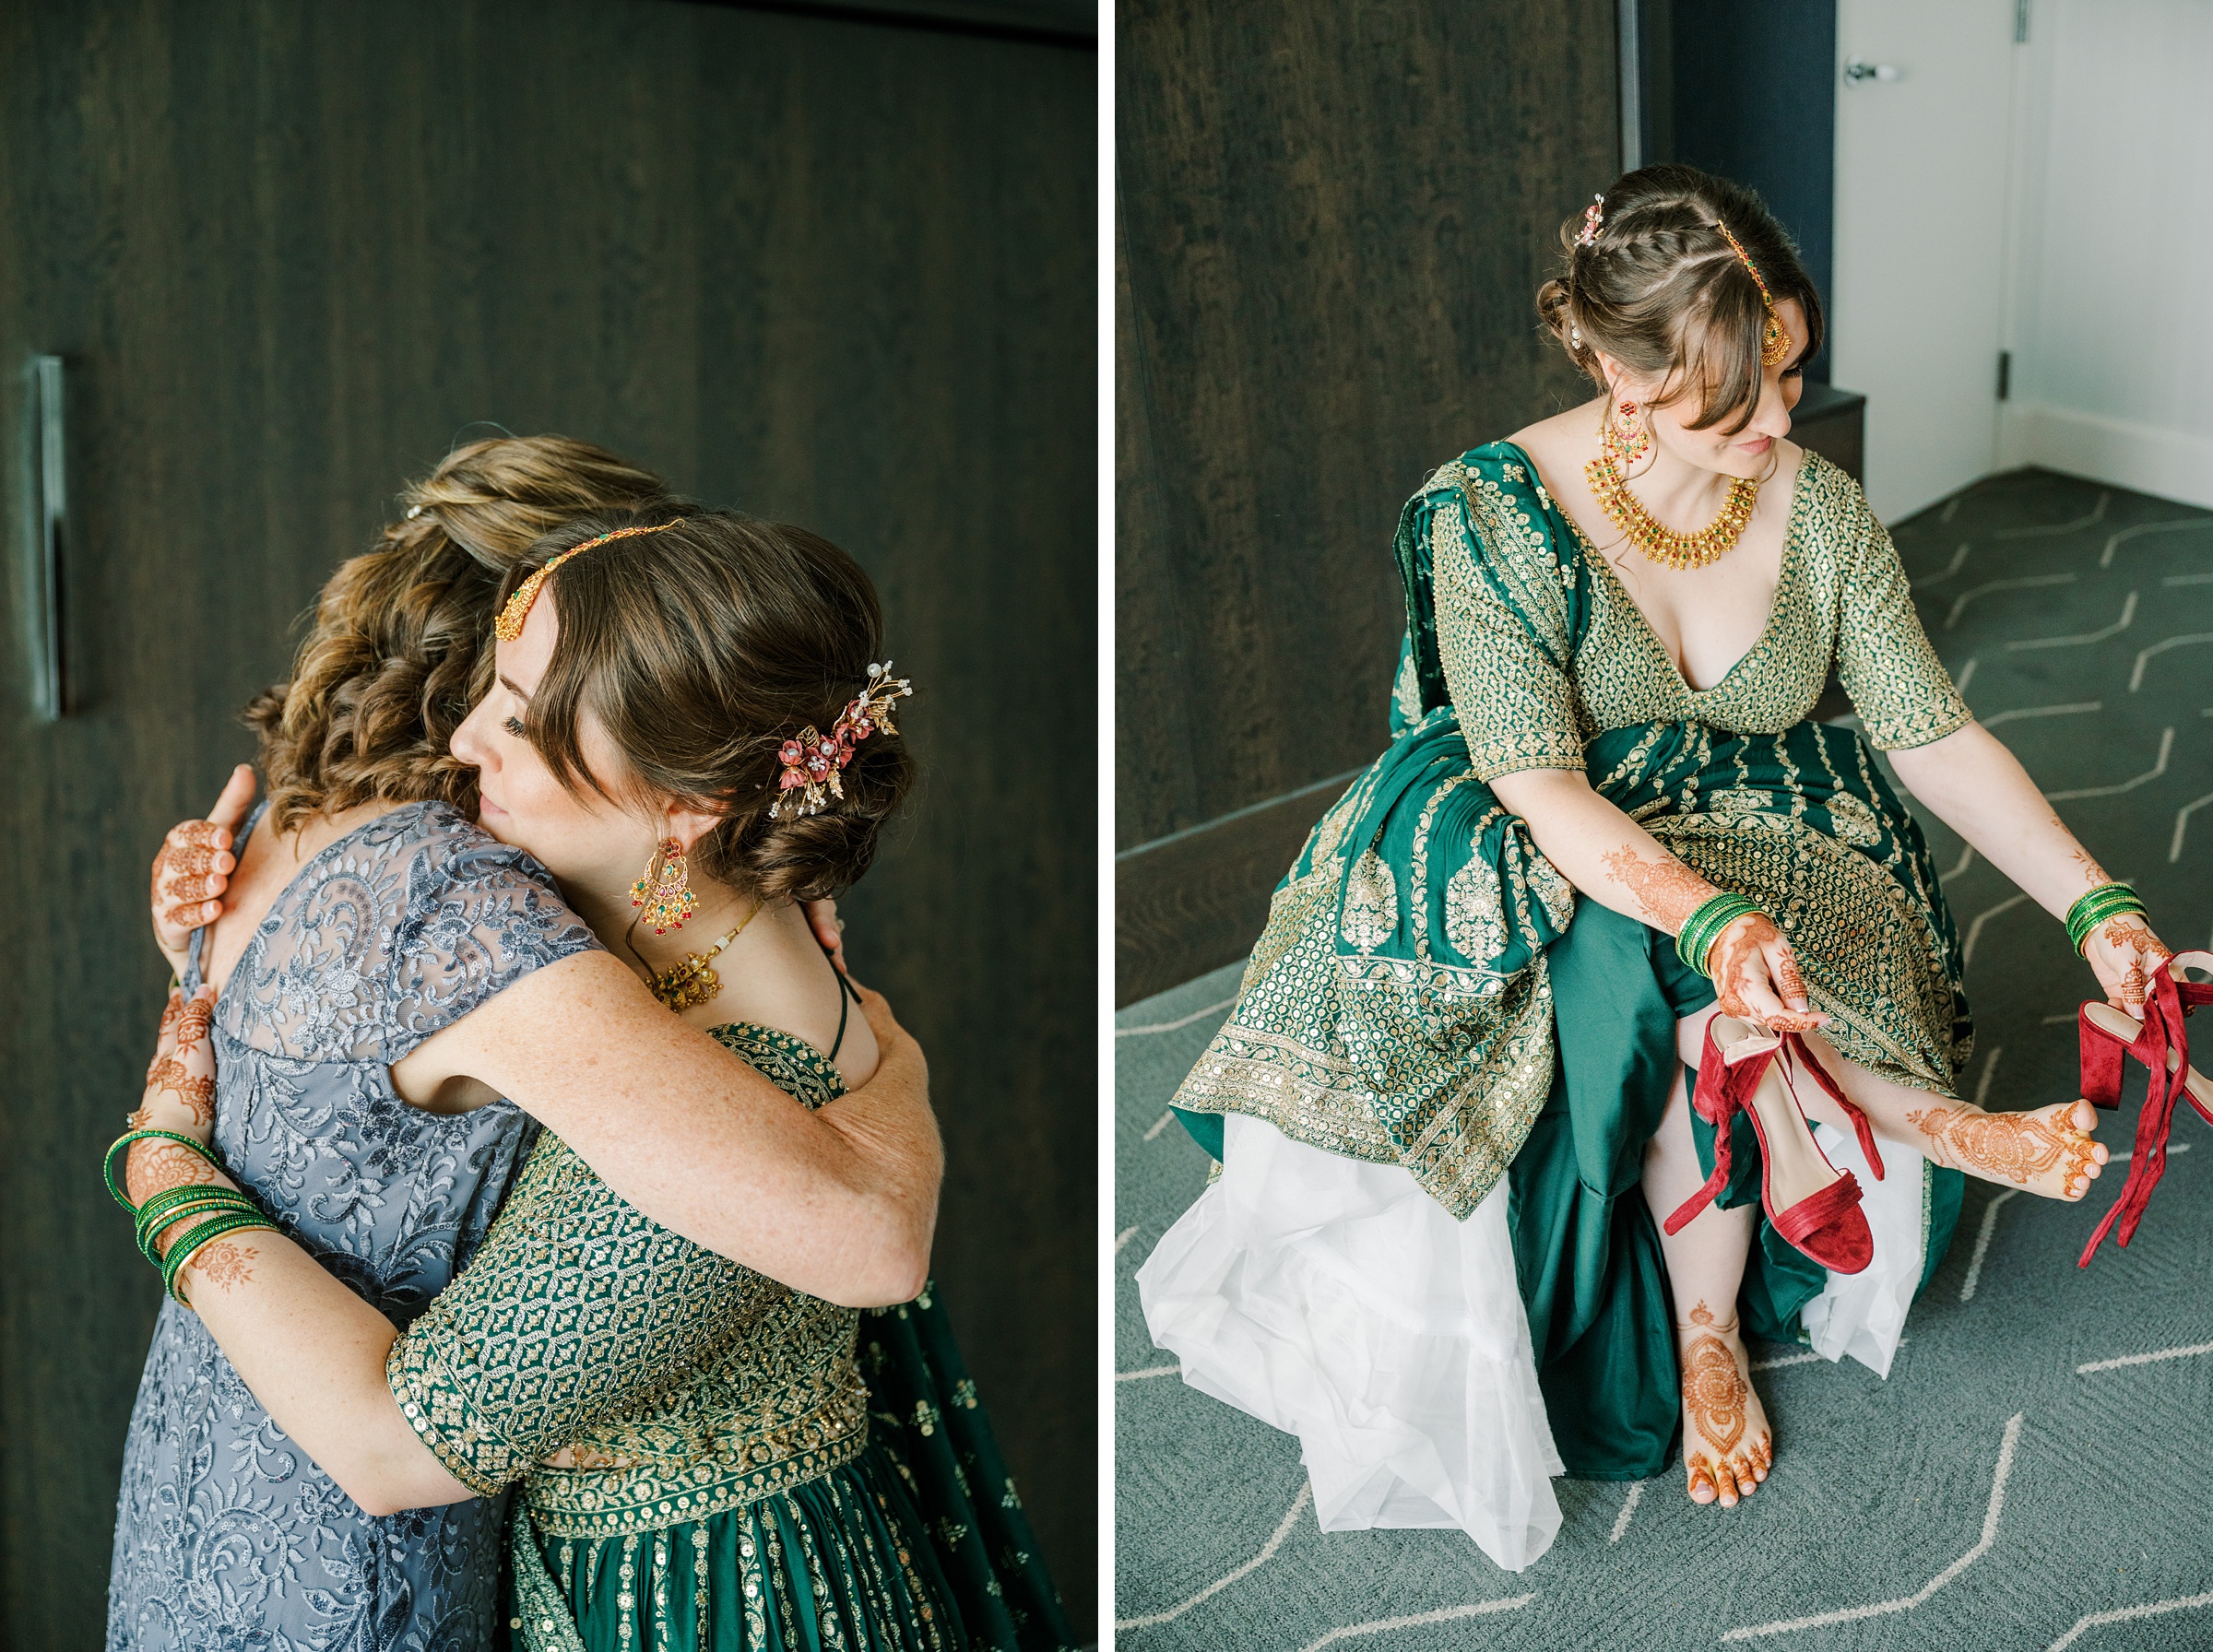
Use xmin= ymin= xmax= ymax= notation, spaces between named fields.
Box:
xmin=1830 ymin=467 xmax=1974 ymax=750
xmin=384 ymin=1130 xmax=752 ymax=1495
xmin=1429 ymin=479 xmax=1586 ymax=781
xmin=384 ymin=1025 xmax=844 ymax=1497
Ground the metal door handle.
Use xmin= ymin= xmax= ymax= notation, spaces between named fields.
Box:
xmin=24 ymin=354 xmax=66 ymax=720
xmin=1843 ymin=57 xmax=1902 ymax=83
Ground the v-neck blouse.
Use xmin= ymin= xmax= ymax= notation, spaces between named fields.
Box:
xmin=1431 ymin=448 xmax=1971 ymax=781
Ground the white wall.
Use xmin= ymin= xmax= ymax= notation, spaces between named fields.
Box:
xmin=2000 ymin=0 xmax=2213 ymax=509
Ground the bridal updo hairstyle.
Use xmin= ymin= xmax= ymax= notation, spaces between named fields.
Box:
xmin=503 ymin=510 xmax=914 ymax=903
xmin=1535 ymin=164 xmax=1824 ymax=434
xmin=249 ymin=435 xmax=676 ymax=830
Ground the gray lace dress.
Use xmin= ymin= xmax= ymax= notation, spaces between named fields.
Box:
xmin=107 ymin=800 xmax=601 ymax=1651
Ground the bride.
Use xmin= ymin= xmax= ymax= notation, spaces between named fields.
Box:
xmin=1139 ymin=165 xmax=2167 ymax=1571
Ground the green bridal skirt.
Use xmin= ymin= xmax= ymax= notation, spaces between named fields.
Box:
xmin=1178 ymin=897 xmax=1967 ymax=1478
xmin=506 ymin=1287 xmax=1078 ymax=1652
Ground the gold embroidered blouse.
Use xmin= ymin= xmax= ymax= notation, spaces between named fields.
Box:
xmin=385 ymin=1025 xmax=869 ymax=1540
xmin=1435 ymin=449 xmax=1972 ymax=782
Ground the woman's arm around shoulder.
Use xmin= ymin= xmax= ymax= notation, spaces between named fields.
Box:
xmin=395 ymin=950 xmax=940 ymax=1308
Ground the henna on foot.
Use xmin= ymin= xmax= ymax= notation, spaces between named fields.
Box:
xmin=1677 ymin=1303 xmax=1771 ymax=1508
xmin=1906 ymin=1097 xmax=2106 ymax=1200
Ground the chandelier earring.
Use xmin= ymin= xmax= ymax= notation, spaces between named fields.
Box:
xmin=632 ymin=837 xmax=700 ymax=936
xmin=1602 ymin=396 xmax=1655 ymax=477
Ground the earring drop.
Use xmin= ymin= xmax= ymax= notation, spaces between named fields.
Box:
xmin=1603 ymin=399 xmax=1653 ymax=473
xmin=632 ymin=838 xmax=699 ymax=935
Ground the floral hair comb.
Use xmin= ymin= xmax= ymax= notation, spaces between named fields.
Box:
xmin=771 ymin=662 xmax=915 ymax=820
xmin=1576 ymin=195 xmax=1605 ymax=247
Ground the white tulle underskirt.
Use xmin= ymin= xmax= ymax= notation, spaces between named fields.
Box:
xmin=1136 ymin=1112 xmax=1931 ymax=1573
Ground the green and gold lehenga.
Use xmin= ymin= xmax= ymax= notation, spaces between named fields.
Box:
xmin=1140 ymin=442 xmax=1974 ymax=1564
xmin=386 ymin=1025 xmax=1075 ymax=1652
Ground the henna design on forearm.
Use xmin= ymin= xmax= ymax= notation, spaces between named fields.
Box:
xmin=186 ymin=1240 xmax=258 ymax=1292
xmin=2068 ymin=844 xmax=2110 ymax=887
xmin=1598 ymin=845 xmax=1715 ymax=930
xmin=1678 ymin=1302 xmax=1747 ymax=1455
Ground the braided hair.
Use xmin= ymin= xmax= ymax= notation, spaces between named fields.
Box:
xmin=1535 ymin=164 xmax=1822 ymax=433
xmin=246 ymin=435 xmax=676 ymax=831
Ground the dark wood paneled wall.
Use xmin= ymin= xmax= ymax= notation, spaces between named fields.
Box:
xmin=1116 ymin=0 xmax=1620 ymax=1003
xmin=0 ymin=1 xmax=1095 ymax=1639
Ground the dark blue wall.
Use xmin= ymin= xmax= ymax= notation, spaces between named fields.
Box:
xmin=1650 ymin=0 xmax=1837 ymax=380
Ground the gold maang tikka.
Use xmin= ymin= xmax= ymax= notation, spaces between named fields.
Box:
xmin=1713 ymin=220 xmax=1793 ymax=369
xmin=495 ymin=519 xmax=687 ymax=643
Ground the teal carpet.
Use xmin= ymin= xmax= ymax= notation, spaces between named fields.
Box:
xmin=1114 ymin=468 xmax=2213 ymax=1650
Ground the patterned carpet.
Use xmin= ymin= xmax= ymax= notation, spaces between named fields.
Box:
xmin=1113 ymin=467 xmax=2213 ymax=1651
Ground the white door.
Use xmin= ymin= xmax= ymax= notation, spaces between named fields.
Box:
xmin=1831 ymin=0 xmax=2019 ymax=521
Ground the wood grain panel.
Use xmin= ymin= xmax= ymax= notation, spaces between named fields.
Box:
xmin=1116 ymin=770 xmax=1360 ymax=1007
xmin=1116 ymin=0 xmax=1620 ymax=1004
xmin=0 ymin=1 xmax=1094 ymax=1638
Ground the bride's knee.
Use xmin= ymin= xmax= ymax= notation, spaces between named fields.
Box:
xmin=1675 ymin=1004 xmax=1717 ymax=1066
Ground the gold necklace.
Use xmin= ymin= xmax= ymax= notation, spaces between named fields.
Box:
xmin=645 ymin=900 xmax=763 ymax=1012
xmin=1584 ymin=451 xmax=1760 ymax=572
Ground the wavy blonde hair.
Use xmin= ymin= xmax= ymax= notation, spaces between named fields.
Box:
xmin=247 ymin=435 xmax=674 ymax=831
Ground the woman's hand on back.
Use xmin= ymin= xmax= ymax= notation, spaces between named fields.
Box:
xmin=149 ymin=765 xmax=258 ymax=977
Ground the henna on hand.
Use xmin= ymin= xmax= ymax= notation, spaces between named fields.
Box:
xmin=1708 ymin=914 xmax=1820 ymax=1029
xmin=173 ymin=994 xmax=215 ymax=1056
xmin=1598 ymin=845 xmax=1715 ymax=930
xmin=145 ymin=1057 xmax=217 ymax=1126
xmin=124 ymin=1139 xmax=220 ymax=1206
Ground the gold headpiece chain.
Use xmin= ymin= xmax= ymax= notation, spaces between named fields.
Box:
xmin=495 ymin=519 xmax=687 ymax=643
xmin=1712 ymin=221 xmax=1793 ymax=370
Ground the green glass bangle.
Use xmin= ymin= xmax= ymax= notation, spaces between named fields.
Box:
xmin=161 ymin=1211 xmax=275 ymax=1306
xmin=103 ymin=1128 xmax=221 ymax=1211
xmin=136 ymin=1187 xmax=262 ymax=1266
xmin=1677 ymin=892 xmax=1760 ymax=977
xmin=2065 ymin=881 xmax=2147 ymax=955
xmin=133 ymin=1184 xmax=229 ymax=1246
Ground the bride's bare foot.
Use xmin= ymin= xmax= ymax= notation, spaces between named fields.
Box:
xmin=1904 ymin=1097 xmax=2107 ymax=1199
xmin=1677 ymin=1303 xmax=1770 ymax=1507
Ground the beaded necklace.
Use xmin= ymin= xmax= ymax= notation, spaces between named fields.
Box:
xmin=645 ymin=900 xmax=763 ymax=1013
xmin=1584 ymin=450 xmax=1760 ymax=572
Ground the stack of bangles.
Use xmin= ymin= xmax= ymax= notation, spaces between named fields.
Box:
xmin=2065 ymin=880 xmax=2148 ymax=956
xmin=104 ymin=1128 xmax=276 ymax=1306
xmin=1676 ymin=891 xmax=1763 ymax=978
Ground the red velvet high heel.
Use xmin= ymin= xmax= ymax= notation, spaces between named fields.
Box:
xmin=1664 ymin=1017 xmax=1883 ymax=1275
xmin=2076 ymin=950 xmax=2213 ymax=1265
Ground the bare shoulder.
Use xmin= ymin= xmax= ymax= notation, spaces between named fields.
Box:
xmin=1504 ymin=399 xmax=1604 ymax=491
